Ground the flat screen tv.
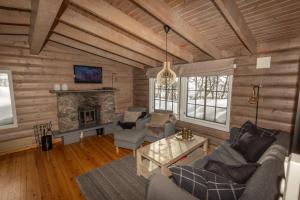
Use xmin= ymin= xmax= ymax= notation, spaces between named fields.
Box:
xmin=74 ymin=65 xmax=102 ymax=83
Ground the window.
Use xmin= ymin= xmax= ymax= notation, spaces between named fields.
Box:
xmin=180 ymin=75 xmax=232 ymax=131
xmin=0 ymin=70 xmax=17 ymax=129
xmin=149 ymin=75 xmax=232 ymax=131
xmin=149 ymin=78 xmax=180 ymax=116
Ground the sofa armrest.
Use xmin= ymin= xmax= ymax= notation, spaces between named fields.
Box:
xmin=164 ymin=122 xmax=175 ymax=137
xmin=136 ymin=116 xmax=150 ymax=130
xmin=229 ymin=127 xmax=240 ymax=143
xmin=112 ymin=113 xmax=124 ymax=125
xmin=146 ymin=174 xmax=197 ymax=200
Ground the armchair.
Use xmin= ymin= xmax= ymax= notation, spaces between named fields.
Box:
xmin=107 ymin=106 xmax=148 ymax=133
xmin=144 ymin=111 xmax=176 ymax=142
xmin=112 ymin=107 xmax=149 ymax=155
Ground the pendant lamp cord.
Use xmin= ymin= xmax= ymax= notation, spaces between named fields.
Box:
xmin=165 ymin=27 xmax=167 ymax=62
xmin=164 ymin=25 xmax=170 ymax=63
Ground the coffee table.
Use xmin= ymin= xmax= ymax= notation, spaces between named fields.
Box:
xmin=136 ymin=134 xmax=208 ymax=178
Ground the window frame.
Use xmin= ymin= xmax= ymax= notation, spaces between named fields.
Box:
xmin=149 ymin=78 xmax=180 ymax=115
xmin=180 ymin=75 xmax=233 ymax=132
xmin=0 ymin=70 xmax=18 ymax=129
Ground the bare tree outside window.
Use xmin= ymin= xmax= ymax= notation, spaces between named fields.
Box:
xmin=154 ymin=78 xmax=179 ymax=116
xmin=186 ymin=75 xmax=229 ymax=124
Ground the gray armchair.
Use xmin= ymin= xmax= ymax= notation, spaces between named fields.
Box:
xmin=106 ymin=106 xmax=148 ymax=133
xmin=144 ymin=111 xmax=176 ymax=142
xmin=112 ymin=107 xmax=149 ymax=155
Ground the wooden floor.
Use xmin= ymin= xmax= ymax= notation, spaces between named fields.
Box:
xmin=0 ymin=134 xmax=132 ymax=200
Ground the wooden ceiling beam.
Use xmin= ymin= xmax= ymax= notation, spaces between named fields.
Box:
xmin=60 ymin=8 xmax=168 ymax=63
xmin=29 ymin=0 xmax=64 ymax=54
xmin=70 ymin=0 xmax=193 ymax=63
xmin=132 ymin=0 xmax=222 ymax=59
xmin=49 ymin=34 xmax=144 ymax=68
xmin=213 ymin=0 xmax=257 ymax=54
xmin=53 ymin=23 xmax=158 ymax=67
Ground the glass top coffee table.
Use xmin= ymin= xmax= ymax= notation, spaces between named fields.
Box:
xmin=136 ymin=134 xmax=208 ymax=178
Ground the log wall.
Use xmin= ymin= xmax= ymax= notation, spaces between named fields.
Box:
xmin=133 ymin=47 xmax=300 ymax=147
xmin=0 ymin=40 xmax=133 ymax=154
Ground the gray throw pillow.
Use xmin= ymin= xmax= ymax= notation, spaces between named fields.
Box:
xmin=231 ymin=129 xmax=276 ymax=163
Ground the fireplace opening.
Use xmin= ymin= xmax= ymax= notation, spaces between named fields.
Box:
xmin=78 ymin=105 xmax=100 ymax=128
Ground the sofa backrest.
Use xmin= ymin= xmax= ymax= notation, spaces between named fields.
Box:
xmin=128 ymin=106 xmax=147 ymax=112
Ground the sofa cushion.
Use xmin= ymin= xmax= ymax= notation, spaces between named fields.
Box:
xmin=149 ymin=112 xmax=170 ymax=126
xmin=231 ymin=129 xmax=276 ymax=162
xmin=123 ymin=111 xmax=142 ymax=122
xmin=204 ymin=159 xmax=260 ymax=184
xmin=191 ymin=141 xmax=247 ymax=169
xmin=169 ymin=165 xmax=246 ymax=200
xmin=114 ymin=129 xmax=145 ymax=143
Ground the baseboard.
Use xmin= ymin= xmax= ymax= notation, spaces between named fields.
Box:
xmin=0 ymin=136 xmax=61 ymax=157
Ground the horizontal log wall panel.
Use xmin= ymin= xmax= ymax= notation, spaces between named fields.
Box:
xmin=0 ymin=42 xmax=133 ymax=143
xmin=133 ymin=47 xmax=299 ymax=146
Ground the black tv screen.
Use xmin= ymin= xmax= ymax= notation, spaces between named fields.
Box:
xmin=74 ymin=65 xmax=102 ymax=83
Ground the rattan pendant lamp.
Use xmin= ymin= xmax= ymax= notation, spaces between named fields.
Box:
xmin=156 ymin=25 xmax=177 ymax=85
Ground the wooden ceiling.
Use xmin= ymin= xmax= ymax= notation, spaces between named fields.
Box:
xmin=0 ymin=0 xmax=299 ymax=68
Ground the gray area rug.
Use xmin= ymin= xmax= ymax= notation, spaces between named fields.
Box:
xmin=76 ymin=155 xmax=148 ymax=200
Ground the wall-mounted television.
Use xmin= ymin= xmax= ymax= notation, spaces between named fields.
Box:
xmin=73 ymin=65 xmax=102 ymax=83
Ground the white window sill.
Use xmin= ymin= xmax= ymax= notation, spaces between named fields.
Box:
xmin=0 ymin=123 xmax=18 ymax=129
xmin=180 ymin=116 xmax=230 ymax=132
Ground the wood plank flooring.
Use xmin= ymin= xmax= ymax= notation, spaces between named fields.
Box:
xmin=0 ymin=134 xmax=132 ymax=200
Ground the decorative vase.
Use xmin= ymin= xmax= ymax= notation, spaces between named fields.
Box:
xmin=61 ymin=83 xmax=68 ymax=90
xmin=41 ymin=135 xmax=52 ymax=151
xmin=53 ymin=83 xmax=61 ymax=91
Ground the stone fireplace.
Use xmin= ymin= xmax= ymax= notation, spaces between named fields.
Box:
xmin=52 ymin=90 xmax=115 ymax=132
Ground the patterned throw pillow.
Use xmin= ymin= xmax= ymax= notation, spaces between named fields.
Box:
xmin=169 ymin=165 xmax=246 ymax=200
xmin=204 ymin=159 xmax=260 ymax=184
xmin=231 ymin=129 xmax=276 ymax=163
xmin=232 ymin=121 xmax=279 ymax=145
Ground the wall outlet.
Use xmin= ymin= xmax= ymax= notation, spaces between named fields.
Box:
xmin=256 ymin=56 xmax=271 ymax=69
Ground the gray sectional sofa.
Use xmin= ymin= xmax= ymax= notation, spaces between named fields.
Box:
xmin=146 ymin=128 xmax=289 ymax=200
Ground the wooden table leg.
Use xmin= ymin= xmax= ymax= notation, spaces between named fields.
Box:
xmin=203 ymin=139 xmax=208 ymax=155
xmin=136 ymin=150 xmax=141 ymax=176
xmin=161 ymin=165 xmax=169 ymax=176
xmin=133 ymin=149 xmax=136 ymax=157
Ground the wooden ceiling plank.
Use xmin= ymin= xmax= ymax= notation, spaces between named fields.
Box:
xmin=70 ymin=0 xmax=193 ymax=63
xmin=0 ymin=9 xmax=30 ymax=25
xmin=53 ymin=23 xmax=157 ymax=67
xmin=49 ymin=33 xmax=144 ymax=68
xmin=0 ymin=25 xmax=29 ymax=35
xmin=213 ymin=0 xmax=257 ymax=54
xmin=257 ymin=36 xmax=300 ymax=53
xmin=60 ymin=8 xmax=168 ymax=62
xmin=0 ymin=0 xmax=31 ymax=11
xmin=132 ymin=0 xmax=222 ymax=59
xmin=29 ymin=0 xmax=64 ymax=54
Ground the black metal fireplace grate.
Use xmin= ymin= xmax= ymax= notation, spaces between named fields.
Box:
xmin=78 ymin=105 xmax=100 ymax=128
